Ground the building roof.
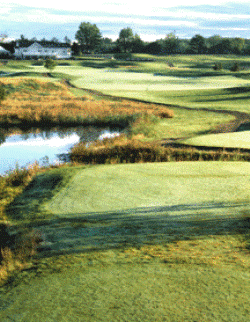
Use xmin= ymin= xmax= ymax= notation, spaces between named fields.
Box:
xmin=16 ymin=41 xmax=71 ymax=49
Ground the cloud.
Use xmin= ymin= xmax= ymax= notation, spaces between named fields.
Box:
xmin=1 ymin=1 xmax=250 ymax=40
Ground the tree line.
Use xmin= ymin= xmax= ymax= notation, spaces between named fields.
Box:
xmin=73 ymin=23 xmax=250 ymax=56
xmin=1 ymin=22 xmax=250 ymax=57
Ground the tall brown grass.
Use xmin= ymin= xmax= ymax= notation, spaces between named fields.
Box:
xmin=70 ymin=135 xmax=250 ymax=164
xmin=0 ymin=78 xmax=174 ymax=127
xmin=0 ymin=228 xmax=42 ymax=285
xmin=0 ymin=163 xmax=42 ymax=285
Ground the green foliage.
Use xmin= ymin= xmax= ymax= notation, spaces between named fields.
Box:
xmin=44 ymin=58 xmax=57 ymax=71
xmin=0 ymin=83 xmax=6 ymax=103
xmin=164 ymin=32 xmax=179 ymax=54
xmin=213 ymin=62 xmax=223 ymax=70
xmin=230 ymin=62 xmax=240 ymax=72
xmin=75 ymin=22 xmax=102 ymax=52
xmin=188 ymin=34 xmax=207 ymax=54
xmin=118 ymin=27 xmax=134 ymax=53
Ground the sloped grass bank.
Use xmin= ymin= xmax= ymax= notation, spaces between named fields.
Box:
xmin=1 ymin=162 xmax=250 ymax=321
xmin=180 ymin=130 xmax=250 ymax=150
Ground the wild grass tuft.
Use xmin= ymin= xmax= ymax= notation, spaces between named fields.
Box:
xmin=0 ymin=229 xmax=42 ymax=285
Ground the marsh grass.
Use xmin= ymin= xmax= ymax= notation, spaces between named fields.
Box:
xmin=0 ymin=78 xmax=174 ymax=127
xmin=70 ymin=135 xmax=250 ymax=164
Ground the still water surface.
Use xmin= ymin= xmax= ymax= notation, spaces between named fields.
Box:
xmin=0 ymin=126 xmax=120 ymax=175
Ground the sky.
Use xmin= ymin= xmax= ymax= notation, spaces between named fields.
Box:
xmin=1 ymin=0 xmax=250 ymax=42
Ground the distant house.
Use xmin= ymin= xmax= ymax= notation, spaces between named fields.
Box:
xmin=14 ymin=41 xmax=71 ymax=59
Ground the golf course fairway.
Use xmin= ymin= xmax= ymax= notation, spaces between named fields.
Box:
xmin=180 ymin=131 xmax=250 ymax=150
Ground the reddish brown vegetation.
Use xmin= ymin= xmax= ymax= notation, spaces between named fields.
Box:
xmin=0 ymin=78 xmax=174 ymax=126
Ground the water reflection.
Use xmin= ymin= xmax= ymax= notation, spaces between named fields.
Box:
xmin=0 ymin=126 xmax=120 ymax=175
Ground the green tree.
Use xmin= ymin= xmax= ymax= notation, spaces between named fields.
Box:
xmin=132 ymin=34 xmax=144 ymax=53
xmin=44 ymin=58 xmax=57 ymax=71
xmin=231 ymin=37 xmax=245 ymax=54
xmin=118 ymin=27 xmax=134 ymax=53
xmin=75 ymin=22 xmax=102 ymax=53
xmin=100 ymin=37 xmax=116 ymax=53
xmin=218 ymin=38 xmax=232 ymax=54
xmin=188 ymin=34 xmax=207 ymax=54
xmin=164 ymin=32 xmax=179 ymax=54
xmin=64 ymin=36 xmax=71 ymax=45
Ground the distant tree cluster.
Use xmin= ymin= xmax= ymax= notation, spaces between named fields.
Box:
xmin=73 ymin=23 xmax=250 ymax=56
xmin=5 ymin=23 xmax=250 ymax=57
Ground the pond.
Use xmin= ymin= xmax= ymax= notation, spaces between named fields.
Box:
xmin=0 ymin=126 xmax=121 ymax=175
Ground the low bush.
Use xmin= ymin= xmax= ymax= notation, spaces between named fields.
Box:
xmin=213 ymin=62 xmax=222 ymax=71
xmin=230 ymin=62 xmax=240 ymax=72
xmin=0 ymin=82 xmax=6 ymax=103
xmin=0 ymin=228 xmax=42 ymax=285
xmin=0 ymin=162 xmax=40 ymax=222
xmin=44 ymin=58 xmax=57 ymax=71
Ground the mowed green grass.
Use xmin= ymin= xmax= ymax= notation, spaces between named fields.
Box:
xmin=3 ymin=58 xmax=250 ymax=113
xmin=1 ymin=261 xmax=250 ymax=322
xmin=1 ymin=162 xmax=250 ymax=321
xmin=180 ymin=130 xmax=250 ymax=149
xmin=8 ymin=162 xmax=250 ymax=226
xmin=42 ymin=162 xmax=250 ymax=217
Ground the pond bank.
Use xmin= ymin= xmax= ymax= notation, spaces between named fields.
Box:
xmin=0 ymin=126 xmax=121 ymax=175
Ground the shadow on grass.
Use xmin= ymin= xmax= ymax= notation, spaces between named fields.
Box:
xmin=196 ymin=95 xmax=250 ymax=103
xmin=21 ymin=201 xmax=250 ymax=257
xmin=5 ymin=168 xmax=250 ymax=257
xmin=6 ymin=170 xmax=66 ymax=221
xmin=195 ymin=86 xmax=250 ymax=103
xmin=80 ymin=60 xmax=136 ymax=69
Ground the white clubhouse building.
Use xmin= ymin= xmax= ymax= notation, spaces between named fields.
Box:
xmin=15 ymin=41 xmax=71 ymax=59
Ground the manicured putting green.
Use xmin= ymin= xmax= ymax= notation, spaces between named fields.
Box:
xmin=180 ymin=131 xmax=250 ymax=149
xmin=43 ymin=162 xmax=250 ymax=218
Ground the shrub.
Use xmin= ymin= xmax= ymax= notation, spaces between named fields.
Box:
xmin=230 ymin=62 xmax=240 ymax=72
xmin=0 ymin=83 xmax=6 ymax=103
xmin=213 ymin=62 xmax=222 ymax=71
xmin=44 ymin=58 xmax=57 ymax=71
